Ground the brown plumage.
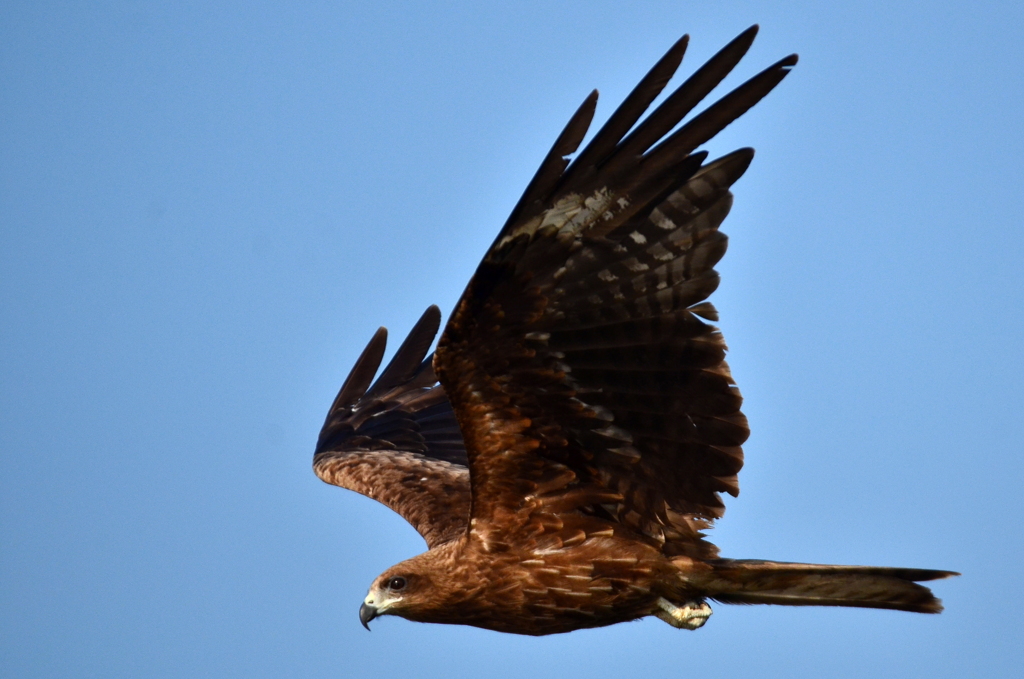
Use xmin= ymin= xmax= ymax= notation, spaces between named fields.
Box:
xmin=313 ymin=25 xmax=957 ymax=636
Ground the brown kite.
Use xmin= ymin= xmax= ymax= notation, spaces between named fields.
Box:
xmin=314 ymin=26 xmax=956 ymax=636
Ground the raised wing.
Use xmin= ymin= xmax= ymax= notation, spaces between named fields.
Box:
xmin=435 ymin=26 xmax=797 ymax=559
xmin=314 ymin=306 xmax=471 ymax=548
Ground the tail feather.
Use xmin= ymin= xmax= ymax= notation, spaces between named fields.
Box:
xmin=685 ymin=559 xmax=958 ymax=614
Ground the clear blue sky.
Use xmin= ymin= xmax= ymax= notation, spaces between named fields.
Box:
xmin=2 ymin=1 xmax=1022 ymax=677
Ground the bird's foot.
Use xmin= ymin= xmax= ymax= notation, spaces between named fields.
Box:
xmin=654 ymin=597 xmax=712 ymax=630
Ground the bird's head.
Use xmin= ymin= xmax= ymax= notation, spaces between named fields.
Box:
xmin=358 ymin=553 xmax=441 ymax=630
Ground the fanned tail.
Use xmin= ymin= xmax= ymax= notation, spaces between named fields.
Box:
xmin=684 ymin=559 xmax=958 ymax=613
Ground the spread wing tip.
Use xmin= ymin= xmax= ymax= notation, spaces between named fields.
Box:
xmin=329 ymin=326 xmax=387 ymax=416
xmin=366 ymin=305 xmax=441 ymax=399
xmin=317 ymin=305 xmax=444 ymax=455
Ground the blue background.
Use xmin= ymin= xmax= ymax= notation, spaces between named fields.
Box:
xmin=2 ymin=1 xmax=1022 ymax=677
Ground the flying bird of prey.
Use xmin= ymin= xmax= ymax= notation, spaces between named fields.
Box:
xmin=314 ymin=26 xmax=956 ymax=635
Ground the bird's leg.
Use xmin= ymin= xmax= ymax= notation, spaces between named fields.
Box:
xmin=654 ymin=597 xmax=713 ymax=630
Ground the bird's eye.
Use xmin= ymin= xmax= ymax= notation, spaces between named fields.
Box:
xmin=388 ymin=576 xmax=407 ymax=591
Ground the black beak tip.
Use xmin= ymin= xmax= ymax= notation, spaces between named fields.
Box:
xmin=359 ymin=602 xmax=377 ymax=631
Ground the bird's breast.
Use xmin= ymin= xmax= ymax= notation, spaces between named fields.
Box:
xmin=446 ymin=537 xmax=668 ymax=635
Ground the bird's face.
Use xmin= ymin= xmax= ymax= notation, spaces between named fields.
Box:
xmin=358 ymin=542 xmax=467 ymax=629
xmin=359 ymin=559 xmax=435 ymax=629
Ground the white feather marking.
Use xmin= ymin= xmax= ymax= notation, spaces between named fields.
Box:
xmin=560 ymin=188 xmax=615 ymax=236
xmin=609 ymin=446 xmax=641 ymax=460
xmin=564 ymin=575 xmax=592 ymax=583
xmin=651 ymin=208 xmax=676 ymax=231
xmin=556 ymin=590 xmax=593 ymax=599
xmin=596 ymin=425 xmax=633 ymax=442
xmin=583 ymin=190 xmax=608 ymax=210
xmin=497 ymin=192 xmax=584 ymax=246
xmin=628 ymin=230 xmax=647 ymax=244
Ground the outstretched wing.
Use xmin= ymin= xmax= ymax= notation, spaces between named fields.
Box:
xmin=314 ymin=306 xmax=471 ymax=548
xmin=435 ymin=26 xmax=797 ymax=559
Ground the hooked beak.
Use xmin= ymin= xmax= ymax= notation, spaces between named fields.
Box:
xmin=359 ymin=602 xmax=378 ymax=630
